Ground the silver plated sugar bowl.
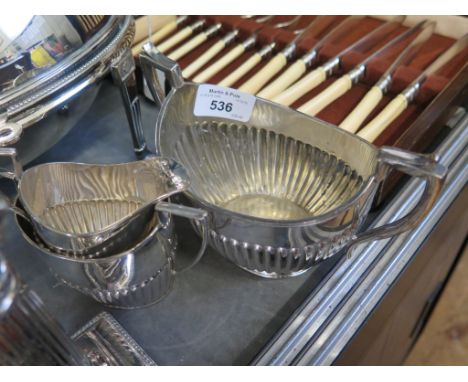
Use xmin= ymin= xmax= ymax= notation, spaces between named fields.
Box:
xmin=134 ymin=48 xmax=446 ymax=279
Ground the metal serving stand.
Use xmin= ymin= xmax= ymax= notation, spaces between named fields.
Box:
xmin=1 ymin=79 xmax=466 ymax=365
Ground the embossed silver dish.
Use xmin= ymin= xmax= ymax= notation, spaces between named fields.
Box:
xmin=14 ymin=201 xmax=208 ymax=309
xmin=71 ymin=312 xmax=156 ymax=365
xmin=0 ymin=147 xmax=189 ymax=256
xmin=136 ymin=48 xmax=446 ymax=279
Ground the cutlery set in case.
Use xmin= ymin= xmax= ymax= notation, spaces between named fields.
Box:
xmin=135 ymin=15 xmax=467 ymax=202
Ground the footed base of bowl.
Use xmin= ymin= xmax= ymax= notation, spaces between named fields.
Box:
xmin=237 ymin=264 xmax=311 ymax=279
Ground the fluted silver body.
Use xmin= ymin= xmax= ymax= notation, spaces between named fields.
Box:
xmin=0 ymin=253 xmax=86 ymax=365
xmin=147 ymin=58 xmax=445 ymax=278
xmin=15 ymin=209 xmax=176 ymax=309
xmin=10 ymin=157 xmax=189 ymax=256
xmin=174 ymin=122 xmax=364 ymax=220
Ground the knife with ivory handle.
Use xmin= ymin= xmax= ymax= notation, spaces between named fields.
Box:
xmin=357 ymin=33 xmax=468 ymax=142
xmin=256 ymin=16 xmax=361 ymax=100
xmin=132 ymin=16 xmax=189 ymax=56
xmin=192 ymin=34 xmax=258 ymax=82
xmin=339 ymin=20 xmax=435 ymax=133
xmin=272 ymin=16 xmax=406 ymax=106
xmin=298 ymin=20 xmax=435 ymax=117
xmin=237 ymin=17 xmax=323 ymax=94
xmin=217 ymin=42 xmax=277 ymax=87
xmin=156 ymin=19 xmax=206 ymax=54
xmin=168 ymin=23 xmax=223 ymax=61
xmin=183 ymin=29 xmax=239 ymax=78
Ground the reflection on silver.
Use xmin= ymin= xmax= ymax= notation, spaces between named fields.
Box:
xmin=0 ymin=16 xmax=134 ymax=164
xmin=72 ymin=312 xmax=156 ymax=366
xmin=0 ymin=16 xmax=106 ymax=97
xmin=14 ymin=200 xmax=209 ymax=309
xmin=0 ymin=152 xmax=189 ymax=256
xmin=174 ymin=122 xmax=363 ymax=220
xmin=139 ymin=49 xmax=446 ymax=279
xmin=15 ymin=208 xmax=174 ymax=309
xmin=0 ymin=251 xmax=86 ymax=365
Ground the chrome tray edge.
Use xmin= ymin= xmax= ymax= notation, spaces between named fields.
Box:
xmin=254 ymin=111 xmax=468 ymax=365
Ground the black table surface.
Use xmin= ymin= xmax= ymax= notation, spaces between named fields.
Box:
xmin=1 ymin=79 xmax=340 ymax=365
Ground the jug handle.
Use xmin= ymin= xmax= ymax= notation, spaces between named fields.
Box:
xmin=139 ymin=44 xmax=184 ymax=109
xmin=346 ymin=146 xmax=446 ymax=255
xmin=155 ymin=201 xmax=208 ymax=274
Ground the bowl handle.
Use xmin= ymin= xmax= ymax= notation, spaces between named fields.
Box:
xmin=348 ymin=146 xmax=446 ymax=252
xmin=111 ymin=48 xmax=152 ymax=159
xmin=139 ymin=44 xmax=184 ymax=108
xmin=155 ymin=201 xmax=208 ymax=274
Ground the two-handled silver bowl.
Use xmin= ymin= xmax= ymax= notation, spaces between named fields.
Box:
xmin=135 ymin=48 xmax=446 ymax=279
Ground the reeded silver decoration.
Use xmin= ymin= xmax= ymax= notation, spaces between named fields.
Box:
xmin=14 ymin=202 xmax=207 ymax=309
xmin=0 ymin=195 xmax=156 ymax=365
xmin=138 ymin=48 xmax=446 ymax=279
xmin=71 ymin=312 xmax=156 ymax=366
xmin=181 ymin=121 xmax=372 ymax=278
xmin=0 ymin=251 xmax=156 ymax=365
xmin=174 ymin=122 xmax=364 ymax=220
xmin=0 ymin=16 xmax=135 ymax=164
xmin=0 ymin=149 xmax=190 ymax=256
xmin=0 ymin=250 xmax=86 ymax=365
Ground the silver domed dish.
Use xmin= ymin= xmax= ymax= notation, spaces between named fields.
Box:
xmin=0 ymin=15 xmax=135 ymax=163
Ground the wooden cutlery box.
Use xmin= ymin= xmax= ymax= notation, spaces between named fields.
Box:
xmin=133 ymin=15 xmax=468 ymax=205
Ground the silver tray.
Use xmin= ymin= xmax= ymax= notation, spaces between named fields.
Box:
xmin=72 ymin=312 xmax=156 ymax=366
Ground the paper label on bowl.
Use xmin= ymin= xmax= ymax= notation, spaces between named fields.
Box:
xmin=193 ymin=84 xmax=255 ymax=122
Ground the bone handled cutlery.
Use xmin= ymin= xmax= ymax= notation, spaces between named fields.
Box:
xmin=357 ymin=33 xmax=468 ymax=142
xmin=156 ymin=19 xmax=206 ymax=53
xmin=339 ymin=21 xmax=436 ymax=133
xmin=298 ymin=20 xmax=435 ymax=117
xmin=192 ymin=34 xmax=258 ymax=83
xmin=273 ymin=16 xmax=407 ymax=107
xmin=237 ymin=17 xmax=324 ymax=94
xmin=182 ymin=29 xmax=239 ymax=79
xmin=132 ymin=16 xmax=190 ymax=56
xmin=217 ymin=42 xmax=277 ymax=87
xmin=210 ymin=16 xmax=302 ymax=86
xmin=256 ymin=16 xmax=362 ymax=100
xmin=168 ymin=23 xmax=223 ymax=61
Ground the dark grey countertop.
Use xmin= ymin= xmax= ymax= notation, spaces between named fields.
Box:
xmin=1 ymin=78 xmax=339 ymax=365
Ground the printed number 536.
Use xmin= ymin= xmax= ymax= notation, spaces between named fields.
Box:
xmin=210 ymin=100 xmax=233 ymax=112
